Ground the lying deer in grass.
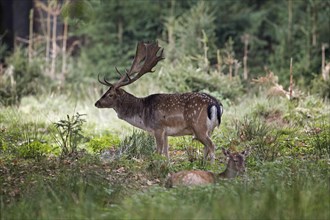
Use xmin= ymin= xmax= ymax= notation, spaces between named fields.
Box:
xmin=95 ymin=42 xmax=223 ymax=162
xmin=165 ymin=147 xmax=250 ymax=187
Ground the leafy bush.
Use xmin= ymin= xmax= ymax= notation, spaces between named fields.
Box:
xmin=17 ymin=140 xmax=52 ymax=160
xmin=87 ymin=133 xmax=121 ymax=153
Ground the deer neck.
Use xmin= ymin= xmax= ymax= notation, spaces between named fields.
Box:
xmin=218 ymin=161 xmax=239 ymax=179
xmin=113 ymin=91 xmax=147 ymax=130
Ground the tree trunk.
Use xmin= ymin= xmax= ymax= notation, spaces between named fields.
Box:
xmin=0 ymin=0 xmax=14 ymax=51
xmin=12 ymin=0 xmax=33 ymax=47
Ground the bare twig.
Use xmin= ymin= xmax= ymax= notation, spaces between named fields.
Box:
xmin=61 ymin=17 xmax=68 ymax=81
xmin=50 ymin=2 xmax=61 ymax=80
xmin=289 ymin=58 xmax=293 ymax=100
xmin=28 ymin=9 xmax=34 ymax=63
xmin=321 ymin=43 xmax=329 ymax=81
xmin=241 ymin=34 xmax=250 ymax=80
xmin=216 ymin=49 xmax=222 ymax=75
xmin=46 ymin=1 xmax=51 ymax=63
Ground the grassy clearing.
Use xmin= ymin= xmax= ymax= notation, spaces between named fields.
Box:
xmin=1 ymin=157 xmax=328 ymax=219
xmin=0 ymin=90 xmax=329 ymax=219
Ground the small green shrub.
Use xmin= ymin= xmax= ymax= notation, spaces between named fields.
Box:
xmin=53 ymin=112 xmax=86 ymax=157
xmin=234 ymin=116 xmax=271 ymax=142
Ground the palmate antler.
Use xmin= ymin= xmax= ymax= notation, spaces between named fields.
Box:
xmin=98 ymin=42 xmax=164 ymax=88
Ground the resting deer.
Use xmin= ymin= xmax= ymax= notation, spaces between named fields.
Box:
xmin=166 ymin=147 xmax=250 ymax=187
xmin=95 ymin=42 xmax=223 ymax=162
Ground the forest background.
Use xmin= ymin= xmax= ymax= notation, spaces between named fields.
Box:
xmin=0 ymin=0 xmax=329 ymax=99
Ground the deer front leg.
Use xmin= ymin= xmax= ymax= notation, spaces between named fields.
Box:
xmin=162 ymin=135 xmax=169 ymax=158
xmin=154 ymin=129 xmax=169 ymax=159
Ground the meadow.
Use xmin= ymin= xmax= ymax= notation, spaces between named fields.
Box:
xmin=0 ymin=83 xmax=329 ymax=219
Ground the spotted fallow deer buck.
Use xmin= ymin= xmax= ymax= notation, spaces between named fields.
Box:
xmin=95 ymin=42 xmax=223 ymax=161
xmin=166 ymin=147 xmax=250 ymax=187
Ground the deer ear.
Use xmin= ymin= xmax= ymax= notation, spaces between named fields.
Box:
xmin=222 ymin=147 xmax=230 ymax=157
xmin=241 ymin=149 xmax=250 ymax=157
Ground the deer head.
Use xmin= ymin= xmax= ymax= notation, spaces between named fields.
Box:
xmin=220 ymin=147 xmax=250 ymax=178
xmin=95 ymin=42 xmax=164 ymax=108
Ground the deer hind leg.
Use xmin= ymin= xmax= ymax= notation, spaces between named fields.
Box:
xmin=193 ymin=119 xmax=216 ymax=162
xmin=194 ymin=132 xmax=215 ymax=163
xmin=202 ymin=137 xmax=216 ymax=163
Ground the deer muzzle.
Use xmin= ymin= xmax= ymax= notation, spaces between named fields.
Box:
xmin=95 ymin=100 xmax=102 ymax=108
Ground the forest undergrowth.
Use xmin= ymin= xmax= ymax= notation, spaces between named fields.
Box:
xmin=0 ymin=86 xmax=329 ymax=219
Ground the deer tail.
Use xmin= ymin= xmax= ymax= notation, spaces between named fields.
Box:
xmin=207 ymin=103 xmax=223 ymax=126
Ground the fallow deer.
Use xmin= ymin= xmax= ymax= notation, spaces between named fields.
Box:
xmin=95 ymin=42 xmax=223 ymax=162
xmin=165 ymin=147 xmax=250 ymax=187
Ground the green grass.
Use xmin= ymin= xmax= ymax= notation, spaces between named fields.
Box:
xmin=1 ymin=158 xmax=328 ymax=219
xmin=0 ymin=89 xmax=330 ymax=220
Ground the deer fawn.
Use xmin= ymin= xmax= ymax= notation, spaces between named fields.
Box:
xmin=166 ymin=147 xmax=250 ymax=187
xmin=95 ymin=42 xmax=223 ymax=162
